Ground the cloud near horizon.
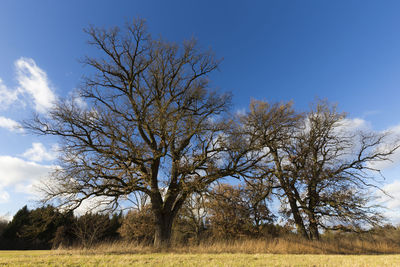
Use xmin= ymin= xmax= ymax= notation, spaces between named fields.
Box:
xmin=0 ymin=155 xmax=54 ymax=187
xmin=377 ymin=180 xmax=400 ymax=224
xmin=0 ymin=155 xmax=56 ymax=203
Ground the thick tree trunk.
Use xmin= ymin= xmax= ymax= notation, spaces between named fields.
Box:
xmin=150 ymin=188 xmax=185 ymax=248
xmin=149 ymin=187 xmax=175 ymax=248
xmin=153 ymin=212 xmax=174 ymax=248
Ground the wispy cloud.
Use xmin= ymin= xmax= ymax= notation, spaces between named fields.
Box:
xmin=0 ymin=57 xmax=57 ymax=115
xmin=74 ymin=196 xmax=116 ymax=216
xmin=21 ymin=142 xmax=59 ymax=162
xmin=0 ymin=79 xmax=19 ymax=109
xmin=15 ymin=58 xmax=57 ymax=114
xmin=366 ymin=124 xmax=400 ymax=171
xmin=0 ymin=116 xmax=23 ymax=133
xmin=340 ymin=117 xmax=370 ymax=131
xmin=67 ymin=90 xmax=87 ymax=110
xmin=377 ymin=180 xmax=400 ymax=224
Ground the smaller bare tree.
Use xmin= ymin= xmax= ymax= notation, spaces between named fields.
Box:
xmin=244 ymin=100 xmax=400 ymax=240
xmin=174 ymin=192 xmax=209 ymax=244
xmin=73 ymin=213 xmax=110 ymax=248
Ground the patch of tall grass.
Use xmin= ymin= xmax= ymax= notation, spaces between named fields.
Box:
xmin=56 ymin=235 xmax=400 ymax=255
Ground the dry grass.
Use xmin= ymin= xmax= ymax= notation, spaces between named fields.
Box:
xmin=1 ymin=239 xmax=400 ymax=266
xmin=0 ymin=251 xmax=400 ymax=266
xmin=61 ymin=237 xmax=400 ymax=255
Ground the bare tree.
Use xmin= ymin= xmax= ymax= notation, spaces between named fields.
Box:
xmin=73 ymin=213 xmax=110 ymax=248
xmin=242 ymin=100 xmax=309 ymax=237
xmin=243 ymin=179 xmax=275 ymax=235
xmin=24 ymin=19 xmax=262 ymax=247
xmin=245 ymin=100 xmax=400 ymax=240
xmin=175 ymin=192 xmax=209 ymax=244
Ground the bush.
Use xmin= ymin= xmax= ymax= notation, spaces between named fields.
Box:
xmin=118 ymin=206 xmax=154 ymax=244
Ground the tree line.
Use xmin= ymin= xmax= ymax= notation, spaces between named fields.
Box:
xmin=0 ymin=186 xmax=275 ymax=250
xmin=22 ymin=18 xmax=399 ymax=247
xmin=1 ymin=183 xmax=400 ymax=250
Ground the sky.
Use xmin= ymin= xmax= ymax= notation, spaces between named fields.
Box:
xmin=1 ymin=0 xmax=400 ymax=222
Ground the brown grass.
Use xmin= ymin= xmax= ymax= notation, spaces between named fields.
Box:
xmin=2 ymin=251 xmax=400 ymax=266
xmin=57 ymin=236 xmax=400 ymax=255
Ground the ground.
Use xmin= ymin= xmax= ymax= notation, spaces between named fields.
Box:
xmin=0 ymin=251 xmax=399 ymax=266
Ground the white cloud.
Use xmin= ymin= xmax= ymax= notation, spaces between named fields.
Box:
xmin=15 ymin=58 xmax=56 ymax=114
xmin=68 ymin=90 xmax=87 ymax=110
xmin=381 ymin=181 xmax=400 ymax=209
xmin=0 ymin=156 xmax=55 ymax=202
xmin=74 ymin=196 xmax=116 ymax=216
xmin=0 ymin=116 xmax=23 ymax=133
xmin=0 ymin=213 xmax=12 ymax=222
xmin=385 ymin=125 xmax=400 ymax=167
xmin=0 ymin=190 xmax=10 ymax=203
xmin=0 ymin=78 xmax=19 ymax=109
xmin=302 ymin=117 xmax=370 ymax=141
xmin=341 ymin=117 xmax=369 ymax=131
xmin=13 ymin=180 xmax=44 ymax=197
xmin=335 ymin=117 xmax=370 ymax=135
xmin=366 ymin=124 xmax=400 ymax=171
xmin=377 ymin=180 xmax=400 ymax=224
xmin=329 ymin=118 xmax=400 ymax=172
xmin=0 ymin=58 xmax=57 ymax=114
xmin=21 ymin=142 xmax=59 ymax=162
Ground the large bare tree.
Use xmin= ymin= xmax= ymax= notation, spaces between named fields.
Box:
xmin=24 ymin=19 xmax=262 ymax=247
xmin=244 ymin=100 xmax=400 ymax=240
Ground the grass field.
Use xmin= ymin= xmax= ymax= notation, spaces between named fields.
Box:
xmin=0 ymin=251 xmax=399 ymax=266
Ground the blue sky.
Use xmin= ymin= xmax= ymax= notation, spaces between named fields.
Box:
xmin=1 ymin=0 xmax=400 ymax=221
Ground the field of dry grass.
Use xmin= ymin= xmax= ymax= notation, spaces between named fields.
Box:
xmin=1 ymin=237 xmax=400 ymax=266
xmin=0 ymin=250 xmax=399 ymax=266
xmin=73 ymin=237 xmax=400 ymax=255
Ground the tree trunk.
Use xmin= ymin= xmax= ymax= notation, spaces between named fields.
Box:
xmin=308 ymin=211 xmax=320 ymax=240
xmin=288 ymin=198 xmax=309 ymax=239
xmin=270 ymin=149 xmax=310 ymax=240
xmin=150 ymin=188 xmax=175 ymax=248
xmin=149 ymin=181 xmax=186 ymax=248
xmin=309 ymin=221 xmax=319 ymax=240
xmin=308 ymin=177 xmax=319 ymax=240
xmin=153 ymin=212 xmax=174 ymax=248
